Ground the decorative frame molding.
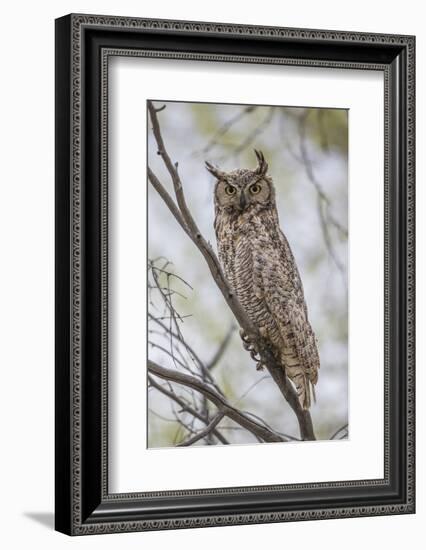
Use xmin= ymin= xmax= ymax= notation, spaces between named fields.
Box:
xmin=55 ymin=14 xmax=415 ymax=535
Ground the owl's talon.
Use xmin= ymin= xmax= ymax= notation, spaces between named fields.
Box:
xmin=250 ymin=352 xmax=259 ymax=362
xmin=239 ymin=328 xmax=255 ymax=346
xmin=240 ymin=329 xmax=263 ymax=366
xmin=239 ymin=329 xmax=251 ymax=345
xmin=244 ymin=343 xmax=257 ymax=356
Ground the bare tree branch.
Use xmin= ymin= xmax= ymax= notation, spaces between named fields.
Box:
xmin=147 ymin=167 xmax=190 ymax=237
xmin=148 ymin=374 xmax=229 ymax=444
xmin=148 ymin=360 xmax=288 ymax=443
xmin=240 ymin=408 xmax=300 ymax=442
xmin=147 ymin=100 xmax=316 ymax=441
xmin=177 ymin=412 xmax=226 ymax=447
xmin=330 ymin=423 xmax=349 ymax=440
xmin=216 ymin=107 xmax=275 ymax=160
xmin=196 ymin=105 xmax=258 ymax=155
xmin=148 ymin=408 xmax=179 ymax=423
xmin=236 ymin=375 xmax=270 ymax=403
xmin=149 ymin=258 xmax=227 ymax=445
xmin=149 ymin=311 xmax=223 ymax=395
xmin=207 ymin=324 xmax=235 ymax=370
xmin=148 ymin=341 xmax=190 ymax=372
xmin=297 ymin=112 xmax=348 ymax=292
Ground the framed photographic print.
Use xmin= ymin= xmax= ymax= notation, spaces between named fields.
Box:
xmin=55 ymin=14 xmax=415 ymax=535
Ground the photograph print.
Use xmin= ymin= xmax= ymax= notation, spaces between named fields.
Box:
xmin=147 ymin=99 xmax=348 ymax=448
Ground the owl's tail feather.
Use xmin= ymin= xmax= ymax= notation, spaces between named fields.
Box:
xmin=285 ymin=366 xmax=315 ymax=411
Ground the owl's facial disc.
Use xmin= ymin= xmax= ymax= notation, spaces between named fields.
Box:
xmin=207 ymin=153 xmax=273 ymax=213
xmin=214 ymin=175 xmax=271 ymax=213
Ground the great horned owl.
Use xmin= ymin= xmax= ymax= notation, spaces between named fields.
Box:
xmin=206 ymin=150 xmax=320 ymax=410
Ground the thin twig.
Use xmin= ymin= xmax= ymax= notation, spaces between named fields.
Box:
xmin=149 ymin=312 xmax=223 ymax=395
xmin=330 ymin=423 xmax=349 ymax=440
xmin=236 ymin=375 xmax=270 ymax=403
xmin=196 ymin=105 xmax=257 ymax=155
xmin=148 ymin=360 xmax=287 ymax=443
xmin=207 ymin=324 xmax=236 ymax=370
xmin=177 ymin=412 xmax=226 ymax=446
xmin=148 ymin=375 xmax=229 ymax=444
xmin=297 ymin=112 xmax=348 ymax=293
xmin=216 ymin=107 xmax=274 ymax=161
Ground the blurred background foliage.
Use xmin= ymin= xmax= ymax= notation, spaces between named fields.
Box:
xmin=148 ymin=101 xmax=348 ymax=447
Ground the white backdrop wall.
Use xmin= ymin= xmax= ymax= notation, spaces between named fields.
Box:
xmin=0 ymin=1 xmax=423 ymax=548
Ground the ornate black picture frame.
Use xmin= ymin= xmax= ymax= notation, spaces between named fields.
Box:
xmin=55 ymin=13 xmax=415 ymax=535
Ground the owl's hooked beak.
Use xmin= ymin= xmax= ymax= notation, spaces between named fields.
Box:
xmin=239 ymin=191 xmax=247 ymax=211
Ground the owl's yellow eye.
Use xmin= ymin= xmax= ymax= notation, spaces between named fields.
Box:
xmin=225 ymin=185 xmax=236 ymax=196
xmin=249 ymin=183 xmax=261 ymax=194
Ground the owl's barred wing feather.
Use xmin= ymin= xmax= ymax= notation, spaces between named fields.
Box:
xmin=259 ymin=250 xmax=320 ymax=410
xmin=267 ymin=290 xmax=320 ymax=409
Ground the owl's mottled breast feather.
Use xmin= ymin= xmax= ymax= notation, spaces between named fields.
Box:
xmin=215 ymin=208 xmax=319 ymax=384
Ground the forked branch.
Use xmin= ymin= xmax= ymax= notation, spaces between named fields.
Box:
xmin=148 ymin=360 xmax=287 ymax=443
xmin=148 ymin=374 xmax=229 ymax=444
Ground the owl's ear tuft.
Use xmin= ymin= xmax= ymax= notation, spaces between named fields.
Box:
xmin=205 ymin=161 xmax=225 ymax=180
xmin=253 ymin=149 xmax=268 ymax=177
